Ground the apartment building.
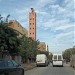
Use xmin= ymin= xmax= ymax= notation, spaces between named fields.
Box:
xmin=38 ymin=42 xmax=47 ymax=51
xmin=8 ymin=20 xmax=28 ymax=37
xmin=29 ymin=8 xmax=36 ymax=40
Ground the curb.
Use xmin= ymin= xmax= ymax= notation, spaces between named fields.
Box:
xmin=25 ymin=66 xmax=36 ymax=71
xmin=22 ymin=63 xmax=36 ymax=71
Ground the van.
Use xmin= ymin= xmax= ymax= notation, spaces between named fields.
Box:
xmin=52 ymin=54 xmax=63 ymax=67
xmin=36 ymin=54 xmax=48 ymax=66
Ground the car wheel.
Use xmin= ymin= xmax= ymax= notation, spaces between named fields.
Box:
xmin=62 ymin=65 xmax=63 ymax=67
xmin=37 ymin=65 xmax=39 ymax=67
xmin=53 ymin=65 xmax=54 ymax=67
xmin=22 ymin=69 xmax=24 ymax=75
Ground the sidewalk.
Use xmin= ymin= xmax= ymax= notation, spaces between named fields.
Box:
xmin=22 ymin=63 xmax=36 ymax=71
xmin=64 ymin=62 xmax=70 ymax=67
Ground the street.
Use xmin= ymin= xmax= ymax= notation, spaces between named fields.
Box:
xmin=25 ymin=63 xmax=75 ymax=75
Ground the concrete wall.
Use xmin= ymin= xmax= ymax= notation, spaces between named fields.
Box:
xmin=70 ymin=54 xmax=75 ymax=68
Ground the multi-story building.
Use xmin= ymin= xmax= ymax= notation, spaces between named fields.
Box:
xmin=46 ymin=45 xmax=49 ymax=51
xmin=8 ymin=20 xmax=28 ymax=37
xmin=38 ymin=42 xmax=46 ymax=51
xmin=29 ymin=8 xmax=36 ymax=40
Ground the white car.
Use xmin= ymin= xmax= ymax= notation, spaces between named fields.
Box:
xmin=52 ymin=54 xmax=63 ymax=67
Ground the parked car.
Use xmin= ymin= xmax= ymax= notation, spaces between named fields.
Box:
xmin=0 ymin=59 xmax=24 ymax=75
xmin=52 ymin=54 xmax=63 ymax=67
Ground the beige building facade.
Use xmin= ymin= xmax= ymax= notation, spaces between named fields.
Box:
xmin=8 ymin=20 xmax=28 ymax=37
xmin=38 ymin=42 xmax=46 ymax=51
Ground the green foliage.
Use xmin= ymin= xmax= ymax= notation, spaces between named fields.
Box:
xmin=63 ymin=46 xmax=75 ymax=60
xmin=48 ymin=55 xmax=53 ymax=60
xmin=0 ymin=15 xmax=20 ymax=55
xmin=19 ymin=35 xmax=39 ymax=62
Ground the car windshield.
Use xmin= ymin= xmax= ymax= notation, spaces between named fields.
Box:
xmin=12 ymin=60 xmax=18 ymax=66
xmin=7 ymin=60 xmax=14 ymax=67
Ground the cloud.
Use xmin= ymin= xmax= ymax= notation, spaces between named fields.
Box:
xmin=49 ymin=4 xmax=66 ymax=14
xmin=36 ymin=0 xmax=74 ymax=53
xmin=37 ymin=17 xmax=73 ymax=32
xmin=35 ymin=0 xmax=74 ymax=28
xmin=47 ymin=31 xmax=74 ymax=53
xmin=36 ymin=0 xmax=56 ymax=8
xmin=55 ymin=25 xmax=74 ymax=31
xmin=15 ymin=8 xmax=29 ymax=14
xmin=0 ymin=0 xmax=2 ymax=4
xmin=55 ymin=31 xmax=74 ymax=40
xmin=36 ymin=10 xmax=48 ymax=16
xmin=0 ymin=0 xmax=1 ymax=1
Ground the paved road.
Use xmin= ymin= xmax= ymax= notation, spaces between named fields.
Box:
xmin=25 ymin=63 xmax=75 ymax=75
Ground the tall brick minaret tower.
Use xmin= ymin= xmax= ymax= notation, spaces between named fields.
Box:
xmin=29 ymin=8 xmax=36 ymax=40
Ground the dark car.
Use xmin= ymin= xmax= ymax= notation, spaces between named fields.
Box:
xmin=0 ymin=59 xmax=24 ymax=75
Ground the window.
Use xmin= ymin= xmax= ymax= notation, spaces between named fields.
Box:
xmin=30 ymin=18 xmax=31 ymax=20
xmin=58 ymin=55 xmax=62 ymax=60
xmin=30 ymin=23 xmax=31 ymax=25
xmin=54 ymin=55 xmax=57 ymax=60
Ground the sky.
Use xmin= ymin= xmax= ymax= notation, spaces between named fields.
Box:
xmin=0 ymin=0 xmax=75 ymax=54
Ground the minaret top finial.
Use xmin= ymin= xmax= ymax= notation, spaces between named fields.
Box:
xmin=31 ymin=8 xmax=34 ymax=12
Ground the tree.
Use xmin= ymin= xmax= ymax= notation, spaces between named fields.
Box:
xmin=19 ymin=35 xmax=39 ymax=62
xmin=63 ymin=46 xmax=75 ymax=60
xmin=0 ymin=15 xmax=21 ymax=56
